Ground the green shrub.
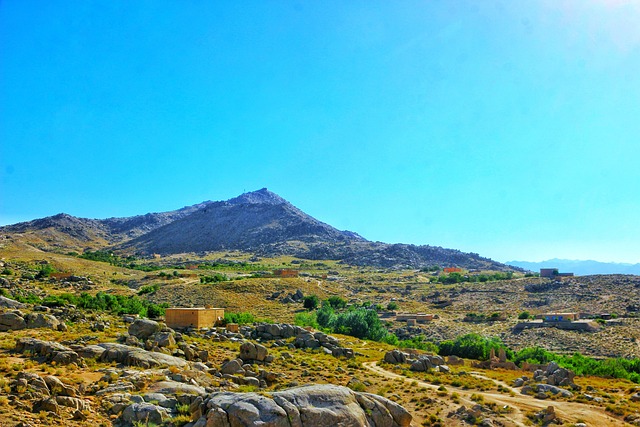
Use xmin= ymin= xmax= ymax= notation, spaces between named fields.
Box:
xmin=138 ymin=284 xmax=160 ymax=295
xmin=36 ymin=264 xmax=56 ymax=278
xmin=439 ymin=333 xmax=512 ymax=361
xmin=382 ymin=334 xmax=399 ymax=346
xmin=222 ymin=312 xmax=266 ymax=325
xmin=294 ymin=311 xmax=319 ymax=329
xmin=303 ymin=295 xmax=320 ymax=310
xmin=397 ymin=335 xmax=439 ymax=353
xmin=200 ymin=273 xmax=228 ymax=284
xmin=514 ymin=347 xmax=640 ymax=383
xmin=317 ymin=305 xmax=387 ymax=341
xmin=386 ymin=301 xmax=399 ymax=311
xmin=518 ymin=311 xmax=531 ymax=320
xmin=326 ymin=296 xmax=347 ymax=309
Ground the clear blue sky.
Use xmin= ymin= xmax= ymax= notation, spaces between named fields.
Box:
xmin=1 ymin=1 xmax=639 ymax=263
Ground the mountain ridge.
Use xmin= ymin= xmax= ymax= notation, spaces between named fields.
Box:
xmin=1 ymin=189 xmax=516 ymax=270
xmin=507 ymin=258 xmax=640 ymax=275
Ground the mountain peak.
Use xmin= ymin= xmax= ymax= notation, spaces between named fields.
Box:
xmin=227 ymin=188 xmax=289 ymax=206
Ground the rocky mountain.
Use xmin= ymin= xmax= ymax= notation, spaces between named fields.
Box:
xmin=507 ymin=258 xmax=640 ymax=276
xmin=118 ymin=188 xmax=364 ymax=255
xmin=1 ymin=202 xmax=211 ymax=246
xmin=1 ymin=189 xmax=515 ymax=270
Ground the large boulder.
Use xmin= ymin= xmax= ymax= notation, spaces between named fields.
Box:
xmin=25 ymin=313 xmax=60 ymax=330
xmin=220 ymin=359 xmax=245 ymax=375
xmin=239 ymin=342 xmax=269 ymax=363
xmin=0 ymin=295 xmax=27 ymax=309
xmin=32 ymin=397 xmax=59 ymax=414
xmin=44 ymin=376 xmax=77 ymax=397
xmin=98 ymin=343 xmax=187 ymax=368
xmin=121 ymin=403 xmax=168 ymax=425
xmin=128 ymin=319 xmax=162 ymax=340
xmin=195 ymin=384 xmax=411 ymax=427
xmin=15 ymin=337 xmax=78 ymax=364
xmin=56 ymin=396 xmax=90 ymax=411
xmin=146 ymin=380 xmax=206 ymax=396
xmin=384 ymin=350 xmax=408 ymax=364
xmin=0 ymin=311 xmax=26 ymax=331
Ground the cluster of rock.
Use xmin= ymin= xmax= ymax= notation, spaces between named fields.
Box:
xmin=7 ymin=371 xmax=90 ymax=421
xmin=99 ymin=369 xmax=208 ymax=426
xmin=0 ymin=309 xmax=66 ymax=332
xmin=530 ymin=406 xmax=560 ymax=425
xmin=268 ymin=288 xmax=305 ymax=303
xmin=251 ymin=323 xmax=355 ymax=358
xmin=16 ymin=337 xmax=81 ymax=366
xmin=218 ymin=341 xmax=282 ymax=388
xmin=513 ymin=362 xmax=579 ymax=399
xmin=448 ymin=404 xmax=499 ymax=427
xmin=0 ymin=295 xmax=26 ymax=309
xmin=191 ymin=384 xmax=412 ymax=427
xmin=625 ymin=413 xmax=640 ymax=426
xmin=384 ymin=349 xmax=451 ymax=373
xmin=472 ymin=348 xmax=517 ymax=370
xmin=392 ymin=325 xmax=425 ymax=341
xmin=125 ymin=318 xmax=210 ymax=363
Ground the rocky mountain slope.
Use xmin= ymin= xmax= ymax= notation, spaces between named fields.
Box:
xmin=1 ymin=189 xmax=514 ymax=270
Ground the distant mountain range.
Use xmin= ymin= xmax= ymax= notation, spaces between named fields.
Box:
xmin=507 ymin=258 xmax=640 ymax=276
xmin=2 ymin=188 xmax=517 ymax=271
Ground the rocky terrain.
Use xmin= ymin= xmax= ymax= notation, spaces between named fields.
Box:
xmin=1 ymin=194 xmax=639 ymax=426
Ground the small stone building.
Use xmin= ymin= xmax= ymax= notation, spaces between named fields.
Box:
xmin=273 ymin=269 xmax=299 ymax=278
xmin=165 ymin=307 xmax=224 ymax=329
xmin=540 ymin=268 xmax=574 ymax=278
xmin=539 ymin=312 xmax=579 ymax=322
xmin=395 ymin=313 xmax=434 ymax=323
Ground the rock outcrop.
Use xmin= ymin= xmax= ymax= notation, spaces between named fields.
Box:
xmin=383 ymin=349 xmax=450 ymax=373
xmin=128 ymin=318 xmax=162 ymax=340
xmin=98 ymin=343 xmax=188 ymax=368
xmin=192 ymin=384 xmax=412 ymax=427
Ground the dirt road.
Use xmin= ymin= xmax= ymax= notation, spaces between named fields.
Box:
xmin=362 ymin=362 xmax=626 ymax=426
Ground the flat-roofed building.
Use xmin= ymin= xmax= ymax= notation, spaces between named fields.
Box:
xmin=538 ymin=312 xmax=579 ymax=322
xmin=165 ymin=307 xmax=224 ymax=329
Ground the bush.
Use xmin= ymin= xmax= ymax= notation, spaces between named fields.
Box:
xmin=386 ymin=301 xmax=399 ymax=311
xmin=36 ymin=264 xmax=56 ymax=278
xmin=382 ymin=334 xmax=399 ymax=346
xmin=397 ymin=335 xmax=439 ymax=353
xmin=294 ymin=312 xmax=319 ymax=329
xmin=303 ymin=295 xmax=320 ymax=310
xmin=222 ymin=312 xmax=264 ymax=325
xmin=439 ymin=333 xmax=512 ymax=361
xmin=518 ymin=311 xmax=531 ymax=320
xmin=200 ymin=273 xmax=228 ymax=284
xmin=326 ymin=296 xmax=347 ymax=309
xmin=138 ymin=284 xmax=160 ymax=295
xmin=513 ymin=347 xmax=640 ymax=383
xmin=316 ymin=304 xmax=336 ymax=328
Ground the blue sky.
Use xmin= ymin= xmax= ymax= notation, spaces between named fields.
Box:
xmin=1 ymin=1 xmax=639 ymax=263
